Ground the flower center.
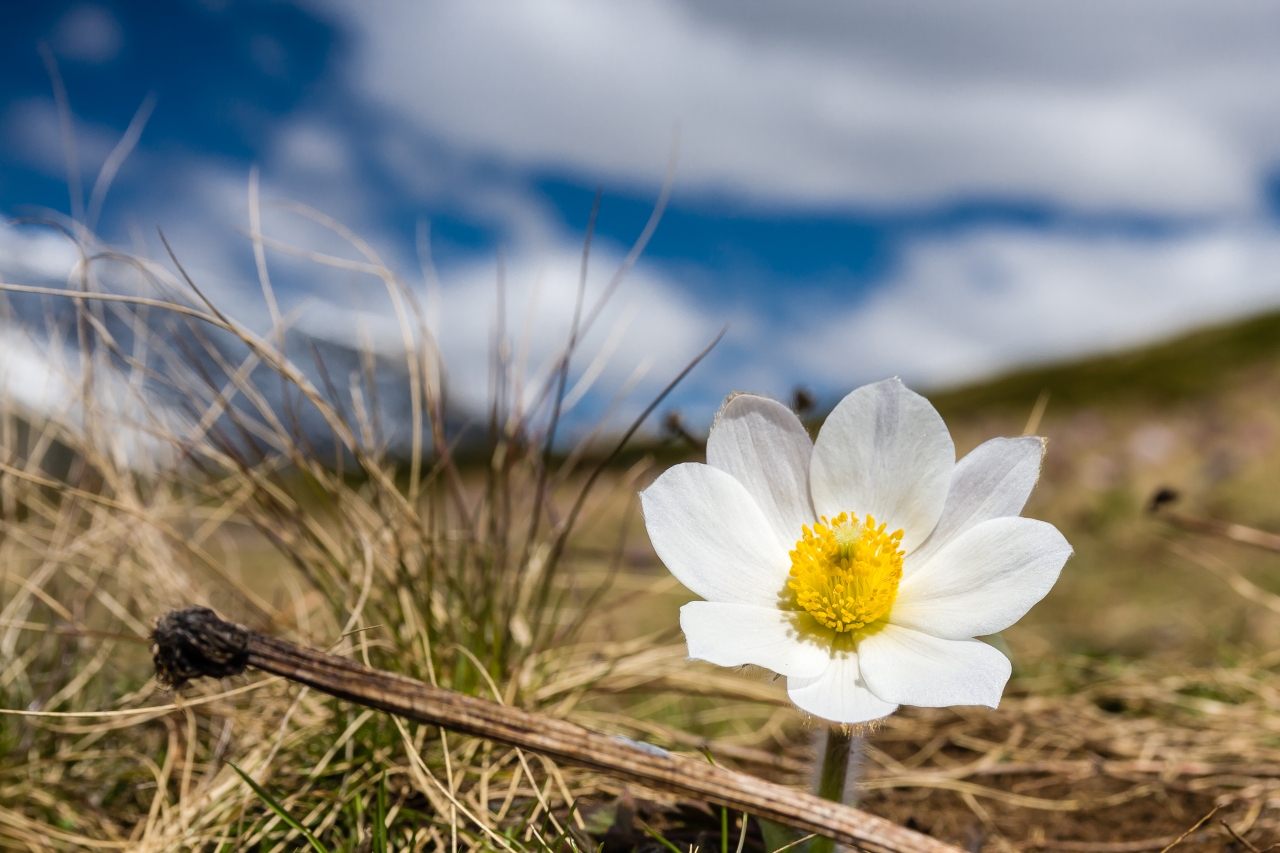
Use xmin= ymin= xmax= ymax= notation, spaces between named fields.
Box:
xmin=787 ymin=512 xmax=905 ymax=633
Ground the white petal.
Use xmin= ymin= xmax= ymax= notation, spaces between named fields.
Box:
xmin=640 ymin=463 xmax=789 ymax=606
xmin=906 ymin=436 xmax=1045 ymax=575
xmin=810 ymin=378 xmax=954 ymax=553
xmin=706 ymin=394 xmax=814 ymax=546
xmin=891 ymin=516 xmax=1072 ymax=640
xmin=680 ymin=601 xmax=831 ymax=678
xmin=858 ymin=623 xmax=1011 ymax=708
xmin=787 ymin=650 xmax=899 ymax=724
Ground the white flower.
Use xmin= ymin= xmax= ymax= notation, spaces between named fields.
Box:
xmin=640 ymin=378 xmax=1072 ymax=725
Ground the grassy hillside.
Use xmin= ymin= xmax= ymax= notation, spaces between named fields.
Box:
xmin=909 ymin=308 xmax=1280 ymax=663
xmin=929 ymin=308 xmax=1280 ymax=416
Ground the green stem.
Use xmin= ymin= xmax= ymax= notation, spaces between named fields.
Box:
xmin=817 ymin=724 xmax=853 ymax=804
xmin=811 ymin=725 xmax=854 ymax=853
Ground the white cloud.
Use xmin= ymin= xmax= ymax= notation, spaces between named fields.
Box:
xmin=0 ymin=323 xmax=188 ymax=473
xmin=274 ymin=123 xmax=350 ymax=175
xmin=27 ymin=27 xmax=1280 ymax=438
xmin=131 ymin=132 xmax=720 ymax=423
xmin=790 ymin=224 xmax=1280 ymax=390
xmin=0 ymin=223 xmax=80 ymax=282
xmin=296 ymin=243 xmax=720 ymax=420
xmin=315 ymin=0 xmax=1280 ymax=214
xmin=0 ymin=223 xmax=195 ymax=470
xmin=3 ymin=97 xmax=121 ymax=182
xmin=0 ymin=136 xmax=721 ymax=438
xmin=52 ymin=4 xmax=123 ymax=65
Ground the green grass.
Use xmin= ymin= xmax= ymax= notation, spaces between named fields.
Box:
xmin=928 ymin=307 xmax=1280 ymax=416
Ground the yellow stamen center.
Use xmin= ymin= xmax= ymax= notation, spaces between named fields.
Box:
xmin=787 ymin=512 xmax=905 ymax=633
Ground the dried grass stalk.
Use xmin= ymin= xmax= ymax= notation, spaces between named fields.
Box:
xmin=153 ymin=606 xmax=963 ymax=853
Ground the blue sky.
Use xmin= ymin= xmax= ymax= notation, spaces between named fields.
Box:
xmin=5 ymin=1 xmax=1280 ymax=436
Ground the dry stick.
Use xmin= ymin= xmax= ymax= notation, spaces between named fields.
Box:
xmin=1021 ymin=390 xmax=1049 ymax=437
xmin=1218 ymin=820 xmax=1264 ymax=853
xmin=1149 ymin=493 xmax=1280 ymax=553
xmin=153 ymin=607 xmax=961 ymax=853
xmin=1158 ymin=509 xmax=1280 ymax=552
xmin=1156 ymin=805 xmax=1219 ymax=853
xmin=1167 ymin=541 xmax=1280 ymax=616
xmin=1023 ymin=838 xmax=1180 ymax=853
xmin=1219 ymin=820 xmax=1280 ymax=853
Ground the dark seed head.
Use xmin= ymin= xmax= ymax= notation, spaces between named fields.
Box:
xmin=152 ymin=606 xmax=250 ymax=689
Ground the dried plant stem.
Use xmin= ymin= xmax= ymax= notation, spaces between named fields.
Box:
xmin=1155 ymin=508 xmax=1280 ymax=552
xmin=153 ymin=607 xmax=961 ymax=853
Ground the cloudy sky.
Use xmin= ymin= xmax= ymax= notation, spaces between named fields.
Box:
xmin=5 ymin=1 xmax=1280 ymax=429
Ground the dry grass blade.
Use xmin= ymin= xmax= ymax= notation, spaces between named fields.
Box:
xmin=1149 ymin=493 xmax=1280 ymax=553
xmin=1155 ymin=806 xmax=1219 ymax=853
xmin=12 ymin=154 xmax=1280 ymax=853
xmin=1022 ymin=838 xmax=1181 ymax=852
xmin=153 ymin=606 xmax=963 ymax=853
xmin=0 ymin=175 xmax=768 ymax=853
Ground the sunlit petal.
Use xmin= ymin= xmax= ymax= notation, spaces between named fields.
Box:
xmin=641 ymin=463 xmax=789 ymax=606
xmin=892 ymin=516 xmax=1072 ymax=640
xmin=681 ymin=601 xmax=831 ymax=677
xmin=707 ymin=393 xmax=814 ymax=545
xmin=907 ymin=436 xmax=1044 ymax=575
xmin=787 ymin=650 xmax=899 ymax=724
xmin=810 ymin=378 xmax=953 ymax=553
xmin=858 ymin=623 xmax=1011 ymax=707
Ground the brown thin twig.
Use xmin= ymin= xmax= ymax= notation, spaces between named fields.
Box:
xmin=771 ymin=832 xmax=819 ymax=853
xmin=1163 ymin=511 xmax=1280 ymax=552
xmin=1149 ymin=490 xmax=1280 ymax=553
xmin=1218 ymin=818 xmax=1280 ymax=853
xmin=1167 ymin=542 xmax=1280 ymax=616
xmin=1219 ymin=819 xmax=1260 ymax=853
xmin=152 ymin=607 xmax=962 ymax=853
xmin=1021 ymin=837 xmax=1179 ymax=853
xmin=1157 ymin=805 xmax=1219 ymax=853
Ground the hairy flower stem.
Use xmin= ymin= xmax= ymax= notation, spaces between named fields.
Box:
xmin=812 ymin=724 xmax=855 ymax=853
